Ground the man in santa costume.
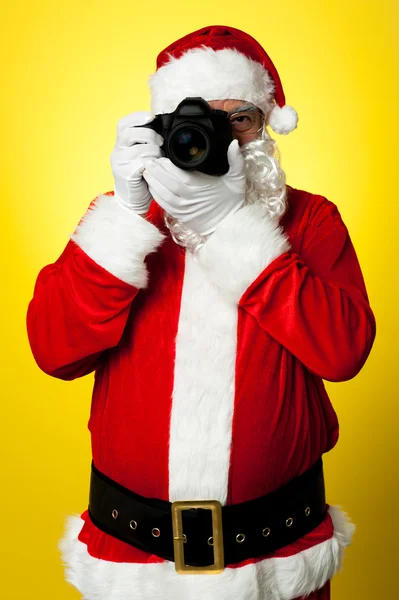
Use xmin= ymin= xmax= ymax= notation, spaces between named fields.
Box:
xmin=26 ymin=25 xmax=376 ymax=600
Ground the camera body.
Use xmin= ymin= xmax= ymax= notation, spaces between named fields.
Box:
xmin=143 ymin=97 xmax=233 ymax=175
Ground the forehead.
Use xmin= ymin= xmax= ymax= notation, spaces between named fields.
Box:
xmin=207 ymin=99 xmax=252 ymax=113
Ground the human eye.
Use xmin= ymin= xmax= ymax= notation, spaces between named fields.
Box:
xmin=231 ymin=114 xmax=251 ymax=124
xmin=230 ymin=113 xmax=253 ymax=132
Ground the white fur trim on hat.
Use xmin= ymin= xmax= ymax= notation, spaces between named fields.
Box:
xmin=149 ymin=47 xmax=276 ymax=116
xmin=268 ymin=104 xmax=298 ymax=134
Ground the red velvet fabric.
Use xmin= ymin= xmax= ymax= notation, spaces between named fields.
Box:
xmin=26 ymin=185 xmax=375 ymax=574
xmin=26 ymin=194 xmax=139 ymax=381
xmin=240 ymin=197 xmax=375 ymax=382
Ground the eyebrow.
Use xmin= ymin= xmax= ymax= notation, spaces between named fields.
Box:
xmin=227 ymin=103 xmax=259 ymax=116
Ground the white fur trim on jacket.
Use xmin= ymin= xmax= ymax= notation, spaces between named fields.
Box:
xmin=168 ymin=251 xmax=238 ymax=503
xmin=196 ymin=203 xmax=290 ymax=304
xmin=149 ymin=48 xmax=276 ymax=115
xmin=59 ymin=506 xmax=355 ymax=600
xmin=70 ymin=194 xmax=165 ymax=288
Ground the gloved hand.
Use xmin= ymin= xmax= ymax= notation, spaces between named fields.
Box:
xmin=110 ymin=112 xmax=164 ymax=215
xmin=142 ymin=139 xmax=246 ymax=235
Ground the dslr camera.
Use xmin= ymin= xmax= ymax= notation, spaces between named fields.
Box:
xmin=143 ymin=97 xmax=233 ymax=175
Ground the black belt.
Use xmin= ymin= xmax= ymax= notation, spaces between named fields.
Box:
xmin=88 ymin=459 xmax=327 ymax=574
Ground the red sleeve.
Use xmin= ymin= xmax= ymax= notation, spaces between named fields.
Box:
xmin=26 ymin=193 xmax=165 ymax=380
xmin=239 ymin=200 xmax=376 ymax=382
xmin=26 ymin=239 xmax=139 ymax=380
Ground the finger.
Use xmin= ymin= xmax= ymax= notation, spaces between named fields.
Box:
xmin=111 ymin=145 xmax=163 ymax=170
xmin=226 ymin=139 xmax=245 ymax=178
xmin=116 ymin=127 xmax=164 ymax=148
xmin=116 ymin=111 xmax=155 ymax=134
xmin=154 ymin=158 xmax=200 ymax=186
xmin=143 ymin=169 xmax=178 ymax=211
xmin=143 ymin=170 xmax=184 ymax=214
xmin=144 ymin=159 xmax=190 ymax=196
xmin=113 ymin=143 xmax=163 ymax=158
xmin=152 ymin=157 xmax=215 ymax=186
xmin=112 ymin=143 xmax=163 ymax=158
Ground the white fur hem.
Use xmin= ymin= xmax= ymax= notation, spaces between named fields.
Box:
xmin=59 ymin=506 xmax=354 ymax=600
xmin=70 ymin=194 xmax=166 ymax=288
xmin=196 ymin=204 xmax=290 ymax=304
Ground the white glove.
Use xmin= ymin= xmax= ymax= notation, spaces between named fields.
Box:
xmin=110 ymin=112 xmax=164 ymax=214
xmin=142 ymin=139 xmax=246 ymax=235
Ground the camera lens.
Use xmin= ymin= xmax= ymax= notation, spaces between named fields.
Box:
xmin=169 ymin=125 xmax=210 ymax=168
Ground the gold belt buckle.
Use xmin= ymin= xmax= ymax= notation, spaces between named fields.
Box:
xmin=171 ymin=500 xmax=225 ymax=575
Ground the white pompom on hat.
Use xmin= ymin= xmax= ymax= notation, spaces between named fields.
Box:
xmin=148 ymin=25 xmax=298 ymax=135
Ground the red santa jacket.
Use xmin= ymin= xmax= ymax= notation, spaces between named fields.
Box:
xmin=26 ymin=185 xmax=376 ymax=600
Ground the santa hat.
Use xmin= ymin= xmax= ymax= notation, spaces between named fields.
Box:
xmin=148 ymin=25 xmax=298 ymax=135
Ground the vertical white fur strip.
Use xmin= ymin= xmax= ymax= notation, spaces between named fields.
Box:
xmin=58 ymin=506 xmax=355 ymax=600
xmin=168 ymin=252 xmax=238 ymax=503
xmin=70 ymin=194 xmax=165 ymax=288
xmin=196 ymin=204 xmax=290 ymax=304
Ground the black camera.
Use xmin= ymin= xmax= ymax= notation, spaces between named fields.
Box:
xmin=143 ymin=97 xmax=233 ymax=175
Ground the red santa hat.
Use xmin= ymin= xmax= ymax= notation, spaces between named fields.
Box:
xmin=148 ymin=25 xmax=298 ymax=135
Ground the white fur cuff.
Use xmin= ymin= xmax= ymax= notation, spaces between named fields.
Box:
xmin=196 ymin=204 xmax=290 ymax=303
xmin=70 ymin=195 xmax=166 ymax=288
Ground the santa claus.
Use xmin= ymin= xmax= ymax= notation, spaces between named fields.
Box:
xmin=26 ymin=25 xmax=376 ymax=600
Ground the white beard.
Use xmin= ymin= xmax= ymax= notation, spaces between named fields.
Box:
xmin=164 ymin=129 xmax=288 ymax=253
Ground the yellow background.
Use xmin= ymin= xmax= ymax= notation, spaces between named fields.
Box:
xmin=1 ymin=1 xmax=397 ymax=598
